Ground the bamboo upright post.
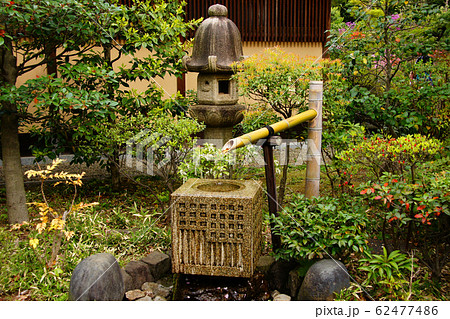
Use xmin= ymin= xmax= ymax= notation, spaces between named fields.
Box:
xmin=305 ymin=81 xmax=323 ymax=198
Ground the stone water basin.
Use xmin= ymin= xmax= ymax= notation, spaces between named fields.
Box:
xmin=171 ymin=178 xmax=263 ymax=278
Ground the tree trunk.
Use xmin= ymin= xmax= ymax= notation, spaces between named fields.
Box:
xmin=1 ymin=107 xmax=29 ymax=224
xmin=1 ymin=42 xmax=29 ymax=224
xmin=45 ymin=44 xmax=57 ymax=77
xmin=102 ymin=44 xmax=121 ymax=191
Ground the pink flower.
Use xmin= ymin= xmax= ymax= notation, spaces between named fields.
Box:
xmin=391 ymin=14 xmax=400 ymax=20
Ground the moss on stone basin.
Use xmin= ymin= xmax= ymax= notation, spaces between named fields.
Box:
xmin=171 ymin=178 xmax=263 ymax=278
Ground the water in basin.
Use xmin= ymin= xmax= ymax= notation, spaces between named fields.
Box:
xmin=195 ymin=181 xmax=244 ymax=192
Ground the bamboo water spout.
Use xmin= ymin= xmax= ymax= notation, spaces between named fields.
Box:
xmin=221 ymin=109 xmax=318 ymax=153
xmin=221 ymin=80 xmax=324 ymax=199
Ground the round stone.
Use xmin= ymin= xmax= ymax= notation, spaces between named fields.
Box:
xmin=208 ymin=4 xmax=228 ymax=17
xmin=69 ymin=253 xmax=124 ymax=301
xmin=297 ymin=259 xmax=350 ymax=301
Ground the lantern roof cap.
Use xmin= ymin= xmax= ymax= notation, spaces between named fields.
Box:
xmin=185 ymin=4 xmax=243 ymax=73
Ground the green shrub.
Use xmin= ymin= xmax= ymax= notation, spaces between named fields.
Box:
xmin=271 ymin=194 xmax=369 ymax=262
xmin=338 ymin=134 xmax=443 ymax=182
xmin=234 ymin=107 xmax=281 ymax=135
xmin=94 ymin=108 xmax=205 ymax=192
xmin=321 ymin=120 xmax=365 ymax=196
xmin=232 ymin=48 xmax=322 ymax=119
xmin=359 ymin=247 xmax=414 ymax=285
xmin=358 ymin=248 xmax=416 ymax=300
xmin=178 ymin=143 xmax=264 ymax=181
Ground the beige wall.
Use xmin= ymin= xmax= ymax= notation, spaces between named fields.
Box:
xmin=160 ymin=41 xmax=323 ymax=98
xmin=17 ymin=41 xmax=322 ymax=98
xmin=16 ymin=52 xmax=47 ymax=88
xmin=17 ymin=41 xmax=323 ymax=132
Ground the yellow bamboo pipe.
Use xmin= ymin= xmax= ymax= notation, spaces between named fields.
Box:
xmin=222 ymin=109 xmax=318 ymax=153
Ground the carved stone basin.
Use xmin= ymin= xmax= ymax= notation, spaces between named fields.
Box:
xmin=171 ymin=178 xmax=262 ymax=278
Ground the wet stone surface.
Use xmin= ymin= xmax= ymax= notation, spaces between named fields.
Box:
xmin=177 ymin=273 xmax=271 ymax=301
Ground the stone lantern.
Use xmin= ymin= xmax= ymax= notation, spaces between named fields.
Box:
xmin=184 ymin=4 xmax=245 ymax=146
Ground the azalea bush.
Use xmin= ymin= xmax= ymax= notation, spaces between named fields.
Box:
xmin=357 ymin=162 xmax=450 ymax=280
xmin=336 ymin=133 xmax=448 ymax=281
xmin=338 ymin=134 xmax=443 ymax=182
xmin=321 ymin=121 xmax=365 ymax=196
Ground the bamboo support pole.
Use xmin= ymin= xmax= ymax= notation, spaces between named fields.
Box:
xmin=262 ymin=136 xmax=282 ymax=250
xmin=305 ymin=81 xmax=323 ymax=198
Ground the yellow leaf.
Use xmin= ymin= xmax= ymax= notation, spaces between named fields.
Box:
xmin=49 ymin=218 xmax=65 ymax=231
xmin=75 ymin=202 xmax=99 ymax=211
xmin=353 ymin=70 xmax=358 ymax=75
xmin=36 ymin=222 xmax=46 ymax=234
xmin=29 ymin=238 xmax=39 ymax=249
xmin=63 ymin=230 xmax=75 ymax=240
xmin=10 ymin=224 xmax=22 ymax=231
xmin=10 ymin=222 xmax=29 ymax=231
xmin=363 ymin=58 xmax=367 ymax=64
